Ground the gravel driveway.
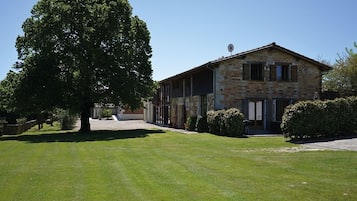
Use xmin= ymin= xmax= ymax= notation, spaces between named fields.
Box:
xmin=85 ymin=119 xmax=162 ymax=130
xmin=300 ymin=138 xmax=357 ymax=151
xmin=77 ymin=119 xmax=196 ymax=134
xmin=78 ymin=119 xmax=357 ymax=151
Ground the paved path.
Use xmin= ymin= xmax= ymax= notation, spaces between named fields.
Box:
xmin=79 ymin=119 xmax=357 ymax=151
xmin=77 ymin=119 xmax=197 ymax=134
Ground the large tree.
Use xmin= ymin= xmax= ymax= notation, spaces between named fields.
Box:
xmin=15 ymin=0 xmax=153 ymax=132
xmin=323 ymin=43 xmax=357 ymax=95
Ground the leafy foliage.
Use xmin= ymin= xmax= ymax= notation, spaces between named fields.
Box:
xmin=54 ymin=109 xmax=77 ymax=130
xmin=323 ymin=42 xmax=357 ymax=95
xmin=15 ymin=0 xmax=153 ymax=132
xmin=185 ymin=116 xmax=197 ymax=131
xmin=207 ymin=110 xmax=225 ymax=135
xmin=281 ymin=96 xmax=357 ymax=139
xmin=195 ymin=115 xmax=208 ymax=132
xmin=0 ymin=71 xmax=21 ymax=112
xmin=101 ymin=109 xmax=112 ymax=119
xmin=16 ymin=117 xmax=27 ymax=125
xmin=224 ymin=108 xmax=245 ymax=136
xmin=207 ymin=109 xmax=244 ymax=136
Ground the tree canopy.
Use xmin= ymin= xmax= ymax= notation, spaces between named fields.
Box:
xmin=15 ymin=0 xmax=153 ymax=132
xmin=0 ymin=71 xmax=20 ymax=113
xmin=323 ymin=43 xmax=357 ymax=96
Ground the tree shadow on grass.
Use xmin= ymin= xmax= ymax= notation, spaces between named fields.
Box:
xmin=0 ymin=129 xmax=166 ymax=143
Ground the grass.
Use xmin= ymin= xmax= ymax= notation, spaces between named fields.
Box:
xmin=0 ymin=123 xmax=356 ymax=201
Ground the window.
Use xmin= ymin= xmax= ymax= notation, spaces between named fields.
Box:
xmin=277 ymin=64 xmax=289 ymax=81
xmin=270 ymin=64 xmax=297 ymax=82
xmin=243 ymin=63 xmax=264 ymax=81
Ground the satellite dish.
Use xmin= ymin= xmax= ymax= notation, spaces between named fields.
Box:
xmin=227 ymin=44 xmax=234 ymax=55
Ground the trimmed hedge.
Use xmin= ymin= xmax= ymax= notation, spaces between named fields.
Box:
xmin=207 ymin=110 xmax=225 ymax=134
xmin=207 ymin=108 xmax=245 ymax=136
xmin=224 ymin=108 xmax=245 ymax=136
xmin=281 ymin=96 xmax=357 ymax=139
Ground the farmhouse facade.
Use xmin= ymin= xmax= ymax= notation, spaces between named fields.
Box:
xmin=147 ymin=43 xmax=331 ymax=131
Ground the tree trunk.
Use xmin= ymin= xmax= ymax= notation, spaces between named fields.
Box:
xmin=79 ymin=103 xmax=91 ymax=133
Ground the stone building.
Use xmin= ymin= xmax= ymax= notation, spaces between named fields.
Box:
xmin=148 ymin=43 xmax=331 ymax=131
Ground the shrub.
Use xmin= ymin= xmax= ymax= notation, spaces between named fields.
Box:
xmin=55 ymin=109 xmax=77 ymax=130
xmin=346 ymin=96 xmax=357 ymax=133
xmin=281 ymin=96 xmax=357 ymax=139
xmin=102 ymin=109 xmax=112 ymax=119
xmin=195 ymin=115 xmax=208 ymax=132
xmin=281 ymin=101 xmax=326 ymax=139
xmin=0 ymin=119 xmax=7 ymax=124
xmin=224 ymin=108 xmax=244 ymax=136
xmin=61 ymin=115 xmax=76 ymax=130
xmin=16 ymin=117 xmax=27 ymax=125
xmin=207 ymin=110 xmax=225 ymax=135
xmin=207 ymin=108 xmax=244 ymax=136
xmin=185 ymin=116 xmax=197 ymax=131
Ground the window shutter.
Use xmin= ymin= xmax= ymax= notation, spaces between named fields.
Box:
xmin=270 ymin=65 xmax=276 ymax=81
xmin=291 ymin=65 xmax=298 ymax=82
xmin=243 ymin=64 xmax=250 ymax=80
xmin=242 ymin=99 xmax=249 ymax=118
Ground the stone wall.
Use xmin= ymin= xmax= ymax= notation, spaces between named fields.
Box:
xmin=215 ymin=48 xmax=322 ymax=109
xmin=170 ymin=94 xmax=214 ymax=128
xmin=207 ymin=93 xmax=215 ymax=111
xmin=3 ymin=120 xmax=37 ymax=135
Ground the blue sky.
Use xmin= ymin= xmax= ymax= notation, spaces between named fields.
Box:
xmin=1 ymin=0 xmax=356 ymax=81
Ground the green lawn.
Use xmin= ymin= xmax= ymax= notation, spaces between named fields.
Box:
xmin=0 ymin=124 xmax=356 ymax=201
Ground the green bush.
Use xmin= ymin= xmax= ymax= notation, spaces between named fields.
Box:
xmin=102 ymin=109 xmax=112 ymax=119
xmin=55 ymin=109 xmax=77 ymax=130
xmin=224 ymin=108 xmax=244 ymax=136
xmin=347 ymin=96 xmax=357 ymax=133
xmin=207 ymin=108 xmax=244 ymax=136
xmin=207 ymin=110 xmax=225 ymax=135
xmin=281 ymin=96 xmax=357 ymax=139
xmin=16 ymin=117 xmax=27 ymax=125
xmin=185 ymin=116 xmax=197 ymax=131
xmin=61 ymin=115 xmax=76 ymax=130
xmin=195 ymin=116 xmax=208 ymax=132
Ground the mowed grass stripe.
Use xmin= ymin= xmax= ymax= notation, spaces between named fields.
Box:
xmin=41 ymin=142 xmax=80 ymax=200
xmin=0 ymin=143 xmax=44 ymax=199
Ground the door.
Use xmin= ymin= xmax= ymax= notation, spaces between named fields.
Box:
xmin=248 ymin=101 xmax=264 ymax=129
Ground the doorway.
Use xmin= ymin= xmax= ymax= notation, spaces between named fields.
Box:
xmin=248 ymin=100 xmax=264 ymax=129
